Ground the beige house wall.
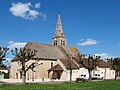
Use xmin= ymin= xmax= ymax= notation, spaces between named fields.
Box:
xmin=97 ymin=68 xmax=115 ymax=79
xmin=92 ymin=66 xmax=115 ymax=79
xmin=71 ymin=67 xmax=115 ymax=80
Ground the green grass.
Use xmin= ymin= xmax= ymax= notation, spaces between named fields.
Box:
xmin=0 ymin=80 xmax=120 ymax=90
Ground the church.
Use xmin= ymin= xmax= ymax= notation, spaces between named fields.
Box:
xmin=10 ymin=14 xmax=115 ymax=81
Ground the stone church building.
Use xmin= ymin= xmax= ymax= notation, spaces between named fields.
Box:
xmin=10 ymin=14 xmax=115 ymax=81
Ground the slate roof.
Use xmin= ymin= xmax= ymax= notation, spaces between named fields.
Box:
xmin=75 ymin=58 xmax=113 ymax=69
xmin=98 ymin=61 xmax=113 ymax=69
xmin=12 ymin=42 xmax=80 ymax=61
xmin=60 ymin=59 xmax=79 ymax=69
xmin=48 ymin=64 xmax=64 ymax=72
xmin=12 ymin=42 xmax=113 ymax=69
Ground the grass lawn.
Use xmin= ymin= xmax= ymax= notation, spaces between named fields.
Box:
xmin=0 ymin=80 xmax=120 ymax=90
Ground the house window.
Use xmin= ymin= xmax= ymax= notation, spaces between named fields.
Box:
xmin=51 ymin=62 xmax=53 ymax=68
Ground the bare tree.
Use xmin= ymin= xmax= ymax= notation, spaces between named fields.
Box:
xmin=11 ymin=47 xmax=42 ymax=84
xmin=0 ymin=46 xmax=9 ymax=68
xmin=78 ymin=54 xmax=100 ymax=81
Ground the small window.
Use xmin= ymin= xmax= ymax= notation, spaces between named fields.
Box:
xmin=56 ymin=40 xmax=57 ymax=45
xmin=54 ymin=40 xmax=57 ymax=45
xmin=61 ymin=40 xmax=62 ymax=45
xmin=54 ymin=41 xmax=56 ymax=45
xmin=63 ymin=41 xmax=65 ymax=45
xmin=51 ymin=62 xmax=53 ymax=68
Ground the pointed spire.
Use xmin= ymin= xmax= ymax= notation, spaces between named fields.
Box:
xmin=52 ymin=14 xmax=67 ymax=46
xmin=55 ymin=14 xmax=64 ymax=37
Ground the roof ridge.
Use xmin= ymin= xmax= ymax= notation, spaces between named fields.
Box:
xmin=26 ymin=41 xmax=56 ymax=47
xmin=27 ymin=41 xmax=77 ymax=48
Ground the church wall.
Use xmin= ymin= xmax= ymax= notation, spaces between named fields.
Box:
xmin=10 ymin=61 xmax=21 ymax=79
xmin=54 ymin=59 xmax=84 ymax=81
xmin=54 ymin=59 xmax=69 ymax=80
xmin=10 ymin=60 xmax=56 ymax=80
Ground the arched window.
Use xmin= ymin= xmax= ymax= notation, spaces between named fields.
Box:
xmin=54 ymin=40 xmax=57 ymax=45
xmin=63 ymin=41 xmax=65 ymax=45
xmin=56 ymin=40 xmax=57 ymax=45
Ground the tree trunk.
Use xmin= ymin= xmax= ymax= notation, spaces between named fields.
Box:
xmin=88 ymin=70 xmax=92 ymax=82
xmin=114 ymin=71 xmax=117 ymax=80
xmin=104 ymin=68 xmax=106 ymax=80
xmin=70 ymin=69 xmax=72 ymax=82
xmin=22 ymin=70 xmax=26 ymax=84
xmin=114 ymin=65 xmax=117 ymax=80
xmin=22 ymin=60 xmax=26 ymax=84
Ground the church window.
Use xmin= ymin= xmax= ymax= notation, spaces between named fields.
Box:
xmin=54 ymin=40 xmax=57 ymax=45
xmin=63 ymin=41 xmax=65 ymax=45
xmin=51 ymin=62 xmax=53 ymax=68
xmin=61 ymin=40 xmax=63 ymax=45
xmin=54 ymin=41 xmax=55 ymax=45
xmin=56 ymin=40 xmax=57 ymax=45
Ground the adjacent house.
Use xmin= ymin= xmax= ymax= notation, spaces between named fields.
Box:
xmin=94 ymin=61 xmax=115 ymax=79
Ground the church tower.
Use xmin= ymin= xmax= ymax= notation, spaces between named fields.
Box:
xmin=52 ymin=14 xmax=67 ymax=46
